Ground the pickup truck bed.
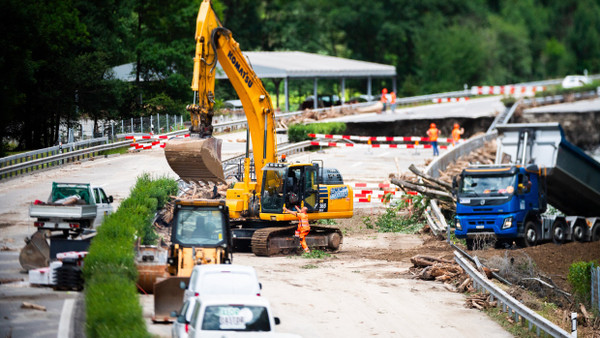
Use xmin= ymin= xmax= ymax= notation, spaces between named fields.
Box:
xmin=29 ymin=204 xmax=98 ymax=220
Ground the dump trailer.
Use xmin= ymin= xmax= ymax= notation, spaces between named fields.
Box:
xmin=20 ymin=182 xmax=114 ymax=270
xmin=454 ymin=123 xmax=600 ymax=249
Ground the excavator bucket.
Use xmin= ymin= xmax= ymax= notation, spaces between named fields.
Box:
xmin=19 ymin=230 xmax=50 ymax=271
xmin=164 ymin=137 xmax=225 ymax=183
xmin=153 ymin=276 xmax=190 ymax=322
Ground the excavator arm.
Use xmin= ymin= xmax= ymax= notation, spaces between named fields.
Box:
xmin=166 ymin=0 xmax=276 ymax=191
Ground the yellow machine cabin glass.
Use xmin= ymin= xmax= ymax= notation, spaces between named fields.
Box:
xmin=173 ymin=207 xmax=226 ymax=246
xmin=260 ymin=167 xmax=286 ymax=213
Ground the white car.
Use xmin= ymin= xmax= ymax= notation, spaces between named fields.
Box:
xmin=181 ymin=264 xmax=262 ymax=302
xmin=188 ymin=295 xmax=301 ymax=338
xmin=562 ymin=75 xmax=590 ymax=88
xmin=171 ymin=297 xmax=199 ymax=338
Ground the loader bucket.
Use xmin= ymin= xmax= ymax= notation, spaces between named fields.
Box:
xmin=153 ymin=276 xmax=190 ymax=322
xmin=19 ymin=230 xmax=50 ymax=271
xmin=164 ymin=137 xmax=225 ymax=183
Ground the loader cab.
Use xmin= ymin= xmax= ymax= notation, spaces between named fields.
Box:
xmin=171 ymin=202 xmax=230 ymax=247
xmin=260 ymin=163 xmax=319 ymax=214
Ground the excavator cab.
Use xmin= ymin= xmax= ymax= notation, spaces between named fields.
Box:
xmin=260 ymin=163 xmax=319 ymax=214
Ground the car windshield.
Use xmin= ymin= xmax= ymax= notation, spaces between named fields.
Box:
xmin=201 ymin=305 xmax=270 ymax=331
xmin=460 ymin=175 xmax=516 ymax=196
xmin=173 ymin=207 xmax=225 ymax=246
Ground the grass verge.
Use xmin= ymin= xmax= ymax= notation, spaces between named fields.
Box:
xmin=83 ymin=174 xmax=177 ymax=337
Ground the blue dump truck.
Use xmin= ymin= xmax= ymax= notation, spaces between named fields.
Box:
xmin=454 ymin=123 xmax=600 ymax=249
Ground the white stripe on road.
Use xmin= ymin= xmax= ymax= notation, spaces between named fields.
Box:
xmin=57 ymin=298 xmax=74 ymax=338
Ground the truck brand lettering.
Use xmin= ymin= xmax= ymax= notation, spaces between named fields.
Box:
xmin=330 ymin=186 xmax=348 ymax=200
xmin=228 ymin=51 xmax=253 ymax=88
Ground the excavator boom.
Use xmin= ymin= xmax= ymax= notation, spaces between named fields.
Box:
xmin=165 ymin=0 xmax=276 ymax=188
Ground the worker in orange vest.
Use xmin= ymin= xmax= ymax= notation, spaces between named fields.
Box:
xmin=380 ymin=88 xmax=388 ymax=113
xmin=283 ymin=205 xmax=311 ymax=253
xmin=427 ymin=123 xmax=440 ymax=156
xmin=390 ymin=91 xmax=397 ymax=113
xmin=451 ymin=123 xmax=464 ymax=146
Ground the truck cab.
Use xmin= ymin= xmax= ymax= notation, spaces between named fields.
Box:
xmin=454 ymin=165 xmax=543 ymax=249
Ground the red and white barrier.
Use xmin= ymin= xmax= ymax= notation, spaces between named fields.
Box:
xmin=126 ymin=133 xmax=190 ymax=151
xmin=432 ymin=97 xmax=470 ymax=104
xmin=349 ymin=182 xmax=420 ymax=204
xmin=310 ymin=141 xmax=449 ymax=150
xmin=471 ymin=85 xmax=545 ymax=96
xmin=308 ymin=133 xmax=453 ymax=144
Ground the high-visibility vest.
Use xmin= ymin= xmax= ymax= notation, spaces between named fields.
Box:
xmin=380 ymin=94 xmax=387 ymax=103
xmin=428 ymin=128 xmax=439 ymax=141
xmin=452 ymin=128 xmax=461 ymax=142
xmin=298 ymin=213 xmax=309 ymax=228
xmin=391 ymin=92 xmax=396 ymax=104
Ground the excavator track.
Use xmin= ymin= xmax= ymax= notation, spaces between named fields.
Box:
xmin=251 ymin=224 xmax=343 ymax=256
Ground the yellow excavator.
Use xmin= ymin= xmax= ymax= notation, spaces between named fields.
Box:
xmin=145 ymin=0 xmax=354 ymax=321
xmin=165 ymin=0 xmax=354 ymax=256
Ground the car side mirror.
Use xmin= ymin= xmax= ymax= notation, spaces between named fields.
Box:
xmin=259 ymin=282 xmax=262 ymax=290
xmin=274 ymin=317 xmax=281 ymax=325
xmin=108 ymin=196 xmax=114 ymax=203
xmin=180 ymin=281 xmax=187 ymax=289
xmin=171 ymin=310 xmax=178 ymax=317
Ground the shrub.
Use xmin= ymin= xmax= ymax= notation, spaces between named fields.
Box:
xmin=568 ymin=260 xmax=597 ymax=305
xmin=362 ymin=195 xmax=428 ymax=233
xmin=288 ymin=122 xmax=346 ymax=143
xmin=84 ymin=174 xmax=177 ymax=338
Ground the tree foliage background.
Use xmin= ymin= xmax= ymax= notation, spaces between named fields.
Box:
xmin=2 ymin=0 xmax=600 ymax=154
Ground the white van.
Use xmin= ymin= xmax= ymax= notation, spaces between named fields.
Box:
xmin=181 ymin=265 xmax=262 ymax=302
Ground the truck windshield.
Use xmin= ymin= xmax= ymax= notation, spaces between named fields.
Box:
xmin=460 ymin=175 xmax=517 ymax=196
xmin=201 ymin=305 xmax=271 ymax=331
xmin=173 ymin=207 xmax=225 ymax=246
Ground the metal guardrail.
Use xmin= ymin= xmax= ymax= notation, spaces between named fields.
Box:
xmin=454 ymin=251 xmax=575 ymax=337
xmin=0 ymin=137 xmax=109 ymax=167
xmin=0 ymin=140 xmax=135 ymax=179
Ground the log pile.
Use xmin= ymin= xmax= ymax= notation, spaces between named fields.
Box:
xmin=389 ymin=140 xmax=498 ymax=214
xmin=409 ymin=255 xmax=465 ymax=284
xmin=436 ymin=139 xmax=497 ymax=183
xmin=465 ymin=293 xmax=498 ymax=310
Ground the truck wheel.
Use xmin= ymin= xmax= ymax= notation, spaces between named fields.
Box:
xmin=592 ymin=226 xmax=600 ymax=242
xmin=572 ymin=224 xmax=586 ymax=242
xmin=551 ymin=220 xmax=567 ymax=244
xmin=517 ymin=221 xmax=538 ymax=248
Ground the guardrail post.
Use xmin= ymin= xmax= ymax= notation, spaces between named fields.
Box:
xmin=571 ymin=312 xmax=577 ymax=337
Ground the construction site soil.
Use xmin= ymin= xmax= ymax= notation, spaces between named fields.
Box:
xmin=337 ymin=208 xmax=600 ymax=335
xmin=341 ymin=209 xmax=599 ymax=293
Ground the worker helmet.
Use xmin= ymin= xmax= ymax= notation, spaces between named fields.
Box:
xmin=382 ymin=88 xmax=388 ymax=94
xmin=454 ymin=123 xmax=459 ymax=128
xmin=430 ymin=123 xmax=436 ymax=128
